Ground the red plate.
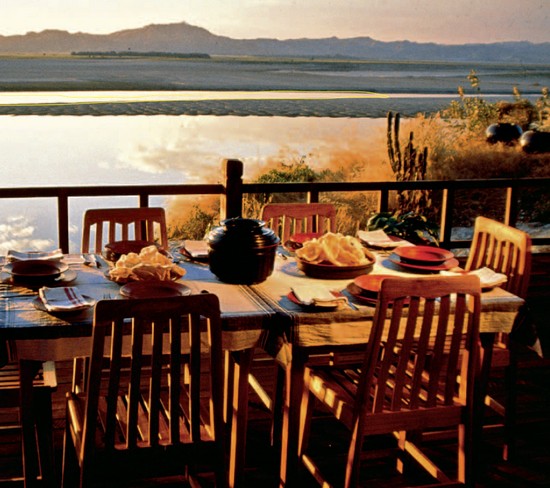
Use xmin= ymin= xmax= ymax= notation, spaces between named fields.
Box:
xmin=394 ymin=246 xmax=454 ymax=265
xmin=120 ymin=280 xmax=192 ymax=299
xmin=353 ymin=274 xmax=394 ymax=294
xmin=287 ymin=290 xmax=344 ymax=309
xmin=389 ymin=255 xmax=459 ymax=272
xmin=346 ymin=283 xmax=378 ymax=306
xmin=346 ymin=282 xmax=410 ymax=306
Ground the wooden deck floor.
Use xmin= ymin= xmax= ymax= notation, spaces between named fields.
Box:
xmin=1 ymin=344 xmax=549 ymax=487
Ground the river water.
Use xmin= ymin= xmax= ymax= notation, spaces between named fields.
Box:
xmin=0 ymin=114 xmax=386 ymax=253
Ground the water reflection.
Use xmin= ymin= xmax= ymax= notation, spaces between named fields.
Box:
xmin=0 ymin=115 xmax=386 ymax=252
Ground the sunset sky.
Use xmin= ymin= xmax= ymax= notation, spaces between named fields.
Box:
xmin=1 ymin=0 xmax=548 ymax=44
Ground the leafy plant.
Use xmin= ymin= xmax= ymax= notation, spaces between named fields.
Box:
xmin=242 ymin=157 xmax=343 ymax=218
xmin=168 ymin=204 xmax=217 ymax=240
xmin=442 ymin=71 xmax=499 ymax=134
xmin=366 ymin=211 xmax=440 ymax=246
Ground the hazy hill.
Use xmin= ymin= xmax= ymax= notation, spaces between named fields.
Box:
xmin=0 ymin=21 xmax=548 ymax=64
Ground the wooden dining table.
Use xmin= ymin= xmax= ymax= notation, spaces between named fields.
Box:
xmin=0 ymin=249 xmax=525 ymax=487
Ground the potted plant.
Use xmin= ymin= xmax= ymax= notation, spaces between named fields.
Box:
xmin=366 ymin=211 xmax=440 ymax=246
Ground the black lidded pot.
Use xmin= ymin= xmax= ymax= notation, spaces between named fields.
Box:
xmin=485 ymin=123 xmax=522 ymax=145
xmin=206 ymin=217 xmax=280 ymax=284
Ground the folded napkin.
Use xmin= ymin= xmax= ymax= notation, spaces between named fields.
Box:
xmin=8 ymin=249 xmax=63 ymax=261
xmin=441 ymin=267 xmax=508 ymax=288
xmin=356 ymin=230 xmax=410 ymax=248
xmin=39 ymin=286 xmax=95 ymax=312
xmin=291 ymin=284 xmax=348 ymax=308
xmin=183 ymin=240 xmax=209 ymax=258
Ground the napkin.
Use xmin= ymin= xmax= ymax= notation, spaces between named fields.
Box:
xmin=39 ymin=286 xmax=95 ymax=312
xmin=183 ymin=240 xmax=209 ymax=258
xmin=356 ymin=230 xmax=410 ymax=248
xmin=441 ymin=267 xmax=508 ymax=288
xmin=7 ymin=249 xmax=64 ymax=261
xmin=291 ymin=284 xmax=348 ymax=308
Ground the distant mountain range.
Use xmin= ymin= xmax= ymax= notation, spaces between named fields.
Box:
xmin=1 ymin=21 xmax=548 ymax=64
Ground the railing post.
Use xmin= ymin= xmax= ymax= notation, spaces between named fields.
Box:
xmin=57 ymin=194 xmax=70 ymax=254
xmin=307 ymin=191 xmax=320 ymax=204
xmin=439 ymin=187 xmax=455 ymax=249
xmin=504 ymin=186 xmax=519 ymax=226
xmin=378 ymin=189 xmax=390 ymax=213
xmin=221 ymin=159 xmax=244 ymax=220
xmin=139 ymin=194 xmax=149 ymax=208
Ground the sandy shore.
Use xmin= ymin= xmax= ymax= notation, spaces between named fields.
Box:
xmin=0 ymin=92 xmax=470 ymax=118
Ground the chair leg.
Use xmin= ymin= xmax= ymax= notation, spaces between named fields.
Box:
xmin=61 ymin=411 xmax=79 ymax=488
xmin=503 ymin=342 xmax=518 ymax=461
xmin=19 ymin=361 xmax=41 ymax=487
xmin=271 ymin=364 xmax=286 ymax=452
xmin=33 ymin=390 xmax=56 ymax=487
xmin=297 ymin=376 xmax=313 ymax=459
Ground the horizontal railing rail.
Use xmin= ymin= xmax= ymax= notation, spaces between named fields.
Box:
xmin=0 ymin=183 xmax=224 ymax=253
xmin=1 ymin=159 xmax=549 ymax=253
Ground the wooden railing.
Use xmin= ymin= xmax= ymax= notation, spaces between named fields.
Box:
xmin=1 ymin=159 xmax=549 ymax=253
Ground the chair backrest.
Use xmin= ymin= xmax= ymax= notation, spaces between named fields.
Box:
xmin=356 ymin=275 xmax=481 ymax=418
xmin=260 ymin=203 xmax=336 ymax=242
xmin=81 ymin=207 xmax=169 ymax=253
xmin=80 ymin=294 xmax=225 ymax=478
xmin=465 ymin=216 xmax=532 ymax=299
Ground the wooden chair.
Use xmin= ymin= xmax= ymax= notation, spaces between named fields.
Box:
xmin=81 ymin=207 xmax=169 ymax=253
xmin=464 ymin=216 xmax=532 ymax=460
xmin=257 ymin=203 xmax=337 ymax=445
xmin=61 ymin=294 xmax=227 ymax=487
xmin=0 ymin=359 xmax=57 ymax=486
xmin=297 ymin=275 xmax=482 ymax=487
xmin=260 ymin=202 xmax=336 ymax=242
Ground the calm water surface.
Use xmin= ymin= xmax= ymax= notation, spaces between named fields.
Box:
xmin=0 ymin=114 xmax=385 ymax=253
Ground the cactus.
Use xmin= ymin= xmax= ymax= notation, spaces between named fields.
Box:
xmin=387 ymin=111 xmax=431 ymax=215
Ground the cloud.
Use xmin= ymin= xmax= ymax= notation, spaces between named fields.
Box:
xmin=0 ymin=215 xmax=56 ymax=255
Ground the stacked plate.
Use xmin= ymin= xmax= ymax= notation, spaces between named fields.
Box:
xmin=346 ymin=274 xmax=391 ymax=305
xmin=120 ymin=281 xmax=191 ymax=299
xmin=3 ymin=259 xmax=76 ymax=286
xmin=389 ymin=245 xmax=458 ymax=272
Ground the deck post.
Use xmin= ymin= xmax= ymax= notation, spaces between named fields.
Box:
xmin=57 ymin=193 xmax=70 ymax=254
xmin=221 ymin=159 xmax=244 ymax=220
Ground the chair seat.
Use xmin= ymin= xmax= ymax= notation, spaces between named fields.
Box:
xmin=307 ymin=366 xmax=465 ymax=437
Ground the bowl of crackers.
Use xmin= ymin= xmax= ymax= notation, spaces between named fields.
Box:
xmin=106 ymin=245 xmax=186 ymax=284
xmin=295 ymin=232 xmax=375 ymax=279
